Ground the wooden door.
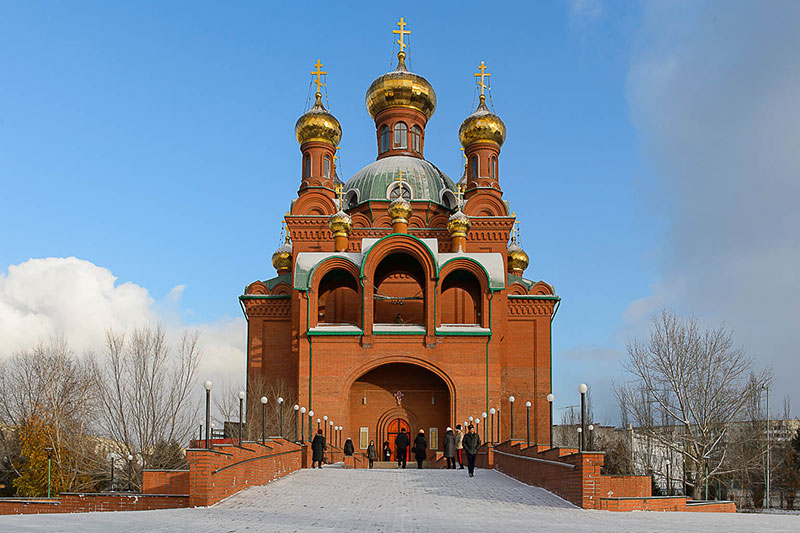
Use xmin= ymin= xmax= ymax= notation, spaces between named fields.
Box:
xmin=386 ymin=418 xmax=410 ymax=461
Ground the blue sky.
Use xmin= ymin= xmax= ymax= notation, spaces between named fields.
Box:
xmin=2 ymin=1 xmax=798 ymax=423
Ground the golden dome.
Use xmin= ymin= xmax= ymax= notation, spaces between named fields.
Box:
xmin=458 ymin=95 xmax=506 ymax=148
xmin=295 ymin=93 xmax=342 ymax=146
xmin=365 ymin=52 xmax=437 ymax=121
xmin=447 ymin=210 xmax=471 ymax=237
xmin=328 ymin=209 xmax=353 ymax=237
xmin=388 ymin=196 xmax=413 ymax=223
xmin=271 ymin=236 xmax=293 ymax=273
xmin=507 ymin=238 xmax=529 ymax=273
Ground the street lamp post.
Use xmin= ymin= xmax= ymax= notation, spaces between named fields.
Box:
xmin=308 ymin=411 xmax=314 ymax=443
xmin=110 ymin=456 xmax=115 ymax=492
xmin=481 ymin=412 xmax=487 ymax=442
xmin=210 ymin=423 xmax=215 ymax=450
xmin=45 ymin=447 xmax=53 ymax=497
xmin=260 ymin=396 xmax=268 ymax=445
xmin=475 ymin=418 xmax=481 ymax=442
xmin=317 ymin=418 xmax=321 ymax=433
xmin=323 ymin=415 xmax=328 ymax=440
xmin=764 ymin=384 xmax=770 ymax=510
xmin=578 ymin=384 xmax=588 ymax=452
xmin=547 ymin=393 xmax=555 ymax=448
xmin=666 ymin=460 xmax=671 ymax=496
xmin=525 ymin=401 xmax=532 ymax=447
xmin=329 ymin=420 xmax=333 ymax=443
xmin=293 ymin=404 xmax=300 ymax=442
xmin=300 ymin=407 xmax=306 ymax=442
xmin=127 ymin=454 xmax=134 ymax=491
xmin=278 ymin=397 xmax=284 ymax=438
xmin=509 ymin=396 xmax=515 ymax=440
xmin=576 ymin=427 xmax=583 ymax=452
xmin=490 ymin=408 xmax=496 ymax=445
xmin=588 ymin=424 xmax=594 ymax=451
xmin=204 ymin=381 xmax=213 ymax=449
xmin=238 ymin=390 xmax=246 ymax=447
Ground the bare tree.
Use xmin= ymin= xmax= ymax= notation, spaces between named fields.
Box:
xmin=245 ymin=375 xmax=298 ymax=441
xmin=95 ymin=326 xmax=201 ymax=489
xmin=616 ymin=310 xmax=769 ymax=499
xmin=0 ymin=337 xmax=105 ymax=494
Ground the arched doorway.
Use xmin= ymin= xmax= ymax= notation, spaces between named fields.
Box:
xmin=349 ymin=362 xmax=451 ymax=462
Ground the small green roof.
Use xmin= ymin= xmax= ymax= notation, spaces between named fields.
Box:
xmin=344 ymin=155 xmax=457 ymax=209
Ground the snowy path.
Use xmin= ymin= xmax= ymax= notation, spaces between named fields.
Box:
xmin=0 ymin=467 xmax=798 ymax=532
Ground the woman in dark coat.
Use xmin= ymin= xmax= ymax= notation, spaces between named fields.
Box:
xmin=366 ymin=440 xmax=377 ymax=468
xmin=311 ymin=429 xmax=326 ymax=469
xmin=443 ymin=427 xmax=456 ymax=469
xmin=413 ymin=429 xmax=427 ymax=469
xmin=343 ymin=437 xmax=355 ymax=456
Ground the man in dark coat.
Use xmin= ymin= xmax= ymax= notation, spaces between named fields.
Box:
xmin=395 ymin=428 xmax=410 ymax=468
xmin=343 ymin=437 xmax=355 ymax=456
xmin=443 ymin=427 xmax=456 ymax=469
xmin=311 ymin=429 xmax=326 ymax=469
xmin=462 ymin=424 xmax=481 ymax=477
xmin=413 ymin=429 xmax=427 ymax=469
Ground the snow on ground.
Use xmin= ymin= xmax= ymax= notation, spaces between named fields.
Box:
xmin=0 ymin=467 xmax=797 ymax=532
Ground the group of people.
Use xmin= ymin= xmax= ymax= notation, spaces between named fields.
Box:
xmin=310 ymin=423 xmax=482 ymax=477
xmin=385 ymin=424 xmax=482 ymax=476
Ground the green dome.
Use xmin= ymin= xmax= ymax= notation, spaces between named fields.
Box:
xmin=344 ymin=156 xmax=457 ymax=209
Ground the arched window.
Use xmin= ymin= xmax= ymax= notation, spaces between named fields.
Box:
xmin=490 ymin=156 xmax=497 ymax=180
xmin=411 ymin=126 xmax=421 ymax=152
xmin=303 ymin=152 xmax=311 ymax=178
xmin=318 ymin=269 xmax=360 ymax=325
xmin=323 ymin=154 xmax=331 ymax=178
xmin=380 ymin=125 xmax=390 ymax=154
xmin=373 ymin=253 xmax=425 ymax=325
xmin=394 ymin=122 xmax=408 ymax=149
xmin=440 ymin=270 xmax=482 ymax=325
xmin=389 ymin=182 xmax=412 ymax=201
xmin=470 ymin=156 xmax=478 ymax=179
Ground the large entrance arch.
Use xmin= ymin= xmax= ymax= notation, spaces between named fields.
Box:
xmin=348 ymin=362 xmax=451 ymax=461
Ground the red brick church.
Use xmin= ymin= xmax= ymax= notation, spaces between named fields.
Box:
xmin=240 ymin=21 xmax=559 ymax=456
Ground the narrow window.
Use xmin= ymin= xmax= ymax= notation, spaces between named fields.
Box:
xmin=380 ymin=125 xmax=390 ymax=153
xmin=411 ymin=126 xmax=421 ymax=152
xmin=303 ymin=152 xmax=311 ymax=178
xmin=491 ymin=156 xmax=497 ymax=180
xmin=323 ymin=154 xmax=331 ymax=177
xmin=394 ymin=122 xmax=408 ymax=149
xmin=470 ymin=156 xmax=478 ymax=179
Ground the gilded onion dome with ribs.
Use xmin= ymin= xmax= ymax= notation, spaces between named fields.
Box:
xmin=365 ymin=51 xmax=436 ymax=120
xmin=447 ymin=210 xmax=471 ymax=238
xmin=507 ymin=237 xmax=529 ymax=273
xmin=387 ymin=196 xmax=413 ymax=223
xmin=458 ymin=95 xmax=506 ymax=148
xmin=328 ymin=209 xmax=353 ymax=237
xmin=295 ymin=93 xmax=342 ymax=146
xmin=271 ymin=236 xmax=293 ymax=272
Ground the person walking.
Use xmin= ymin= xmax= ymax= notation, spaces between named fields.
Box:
xmin=413 ymin=429 xmax=427 ymax=469
xmin=395 ymin=428 xmax=410 ymax=469
xmin=367 ymin=440 xmax=377 ymax=468
xmin=455 ymin=424 xmax=465 ymax=469
xmin=382 ymin=441 xmax=392 ymax=462
xmin=443 ymin=427 xmax=456 ymax=469
xmin=311 ymin=429 xmax=326 ymax=469
xmin=343 ymin=437 xmax=355 ymax=457
xmin=462 ymin=424 xmax=481 ymax=477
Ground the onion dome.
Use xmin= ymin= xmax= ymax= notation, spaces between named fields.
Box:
xmin=458 ymin=95 xmax=506 ymax=148
xmin=388 ymin=196 xmax=412 ymax=224
xmin=507 ymin=237 xmax=529 ymax=274
xmin=447 ymin=210 xmax=471 ymax=238
xmin=328 ymin=209 xmax=353 ymax=238
xmin=365 ymin=51 xmax=437 ymax=120
xmin=295 ymin=93 xmax=342 ymax=146
xmin=271 ymin=235 xmax=293 ymax=273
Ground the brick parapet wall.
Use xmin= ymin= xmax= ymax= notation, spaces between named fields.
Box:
xmin=0 ymin=493 xmax=189 ymax=515
xmin=186 ymin=438 xmax=302 ymax=507
xmin=142 ymin=469 xmax=189 ymax=495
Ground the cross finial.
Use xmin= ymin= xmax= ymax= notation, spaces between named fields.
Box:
xmin=393 ymin=17 xmax=411 ymax=52
xmin=310 ymin=59 xmax=327 ymax=95
xmin=456 ymin=183 xmax=465 ymax=208
xmin=474 ymin=61 xmax=491 ymax=99
xmin=395 ymin=169 xmax=404 ymax=186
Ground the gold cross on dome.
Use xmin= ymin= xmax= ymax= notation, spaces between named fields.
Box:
xmin=393 ymin=17 xmax=411 ymax=52
xmin=395 ymin=170 xmax=405 ymax=187
xmin=456 ymin=183 xmax=465 ymax=206
xmin=474 ymin=61 xmax=491 ymax=96
xmin=311 ymin=60 xmax=327 ymax=93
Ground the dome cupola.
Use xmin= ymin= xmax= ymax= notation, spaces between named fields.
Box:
xmin=365 ymin=51 xmax=437 ymax=122
xmin=507 ymin=223 xmax=529 ymax=275
xmin=271 ymin=234 xmax=293 ymax=274
xmin=459 ymin=94 xmax=506 ymax=148
xmin=295 ymin=92 xmax=342 ymax=147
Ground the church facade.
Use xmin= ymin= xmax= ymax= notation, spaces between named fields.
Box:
xmin=240 ymin=21 xmax=559 ymax=456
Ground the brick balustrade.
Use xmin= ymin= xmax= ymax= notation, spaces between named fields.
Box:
xmin=0 ymin=493 xmax=189 ymax=515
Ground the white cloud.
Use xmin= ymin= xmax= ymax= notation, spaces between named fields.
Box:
xmin=0 ymin=257 xmax=245 ymax=386
xmin=625 ymin=1 xmax=800 ymax=413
